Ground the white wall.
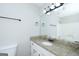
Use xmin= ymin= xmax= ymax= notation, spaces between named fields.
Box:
xmin=0 ymin=3 xmax=40 ymax=56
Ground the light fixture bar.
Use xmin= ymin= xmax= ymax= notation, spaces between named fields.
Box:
xmin=45 ymin=3 xmax=64 ymax=14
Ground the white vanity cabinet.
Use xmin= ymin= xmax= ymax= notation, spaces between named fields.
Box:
xmin=31 ymin=41 xmax=56 ymax=56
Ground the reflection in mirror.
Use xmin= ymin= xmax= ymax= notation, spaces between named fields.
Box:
xmin=59 ymin=13 xmax=79 ymax=24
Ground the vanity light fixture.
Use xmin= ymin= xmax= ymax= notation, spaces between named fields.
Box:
xmin=54 ymin=3 xmax=61 ymax=7
xmin=43 ymin=3 xmax=64 ymax=14
xmin=50 ymin=4 xmax=55 ymax=9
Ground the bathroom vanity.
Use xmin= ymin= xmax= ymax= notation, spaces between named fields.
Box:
xmin=31 ymin=36 xmax=79 ymax=56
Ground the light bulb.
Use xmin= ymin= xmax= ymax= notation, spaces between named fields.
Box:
xmin=43 ymin=9 xmax=46 ymax=13
xmin=50 ymin=5 xmax=55 ymax=9
xmin=47 ymin=12 xmax=50 ymax=15
xmin=55 ymin=3 xmax=60 ymax=7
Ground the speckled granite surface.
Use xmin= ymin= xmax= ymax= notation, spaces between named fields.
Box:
xmin=31 ymin=36 xmax=79 ymax=56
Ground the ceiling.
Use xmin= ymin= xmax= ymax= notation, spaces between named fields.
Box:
xmin=33 ymin=3 xmax=50 ymax=9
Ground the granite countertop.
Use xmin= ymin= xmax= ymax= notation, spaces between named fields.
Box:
xmin=31 ymin=36 xmax=79 ymax=56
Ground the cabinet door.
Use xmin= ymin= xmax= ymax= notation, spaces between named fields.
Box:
xmin=31 ymin=42 xmax=40 ymax=56
xmin=31 ymin=48 xmax=40 ymax=56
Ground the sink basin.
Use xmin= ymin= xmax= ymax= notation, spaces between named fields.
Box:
xmin=41 ymin=41 xmax=53 ymax=46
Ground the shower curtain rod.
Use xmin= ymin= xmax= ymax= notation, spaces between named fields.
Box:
xmin=0 ymin=16 xmax=21 ymax=21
